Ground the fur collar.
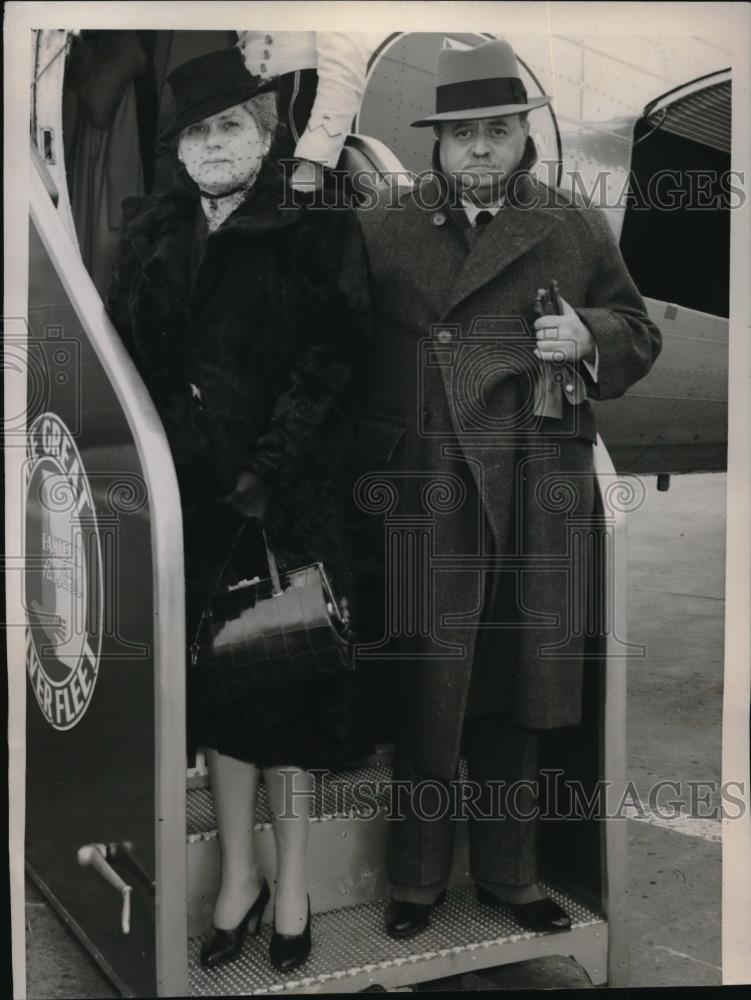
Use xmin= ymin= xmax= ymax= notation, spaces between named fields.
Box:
xmin=121 ymin=157 xmax=303 ymax=265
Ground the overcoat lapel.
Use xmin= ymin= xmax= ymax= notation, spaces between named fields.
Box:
xmin=440 ymin=177 xmax=562 ymax=319
xmin=422 ymin=176 xmax=562 ymax=589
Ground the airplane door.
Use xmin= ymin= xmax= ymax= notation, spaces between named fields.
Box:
xmin=22 ymin=155 xmax=188 ymax=997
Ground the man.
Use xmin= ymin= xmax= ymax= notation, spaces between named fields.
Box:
xmin=357 ymin=38 xmax=661 ymax=938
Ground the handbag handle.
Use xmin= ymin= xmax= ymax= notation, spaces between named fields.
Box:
xmin=190 ymin=523 xmax=285 ymax=663
xmin=190 ymin=521 xmax=247 ymax=664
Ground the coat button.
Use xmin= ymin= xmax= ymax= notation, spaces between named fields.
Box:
xmin=565 ymin=383 xmax=574 ymax=393
xmin=265 ymin=34 xmax=273 ymax=44
xmin=432 ymin=212 xmax=446 ymax=226
xmin=421 ymin=405 xmax=432 ymax=424
xmin=263 ymin=49 xmax=271 ymax=59
xmin=260 ymin=62 xmax=267 ymax=73
xmin=436 ymin=329 xmax=453 ymax=343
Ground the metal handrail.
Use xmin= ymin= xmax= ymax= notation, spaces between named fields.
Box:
xmin=29 ymin=153 xmax=189 ymax=996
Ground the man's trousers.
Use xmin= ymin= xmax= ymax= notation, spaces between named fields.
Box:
xmin=387 ymin=713 xmax=540 ymax=894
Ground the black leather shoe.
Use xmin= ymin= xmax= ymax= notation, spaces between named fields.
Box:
xmin=384 ymin=889 xmax=447 ymax=940
xmin=269 ymin=896 xmax=312 ymax=972
xmin=476 ymin=885 xmax=571 ymax=933
xmin=200 ymin=881 xmax=270 ymax=969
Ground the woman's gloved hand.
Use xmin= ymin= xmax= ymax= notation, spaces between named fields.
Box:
xmin=222 ymin=471 xmax=273 ymax=521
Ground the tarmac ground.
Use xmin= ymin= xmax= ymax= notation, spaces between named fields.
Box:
xmin=19 ymin=471 xmax=727 ymax=996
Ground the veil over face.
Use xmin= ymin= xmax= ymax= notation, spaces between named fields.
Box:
xmin=177 ymin=100 xmax=274 ymax=196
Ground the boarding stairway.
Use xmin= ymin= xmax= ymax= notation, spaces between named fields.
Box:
xmin=184 ymin=750 xmax=610 ymax=994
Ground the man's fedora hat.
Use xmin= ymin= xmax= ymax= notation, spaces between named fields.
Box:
xmin=410 ymin=38 xmax=551 ymax=127
xmin=161 ymin=46 xmax=276 ymax=140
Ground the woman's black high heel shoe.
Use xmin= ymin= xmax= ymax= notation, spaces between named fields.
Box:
xmin=200 ymin=881 xmax=270 ymax=969
xmin=269 ymin=896 xmax=312 ymax=972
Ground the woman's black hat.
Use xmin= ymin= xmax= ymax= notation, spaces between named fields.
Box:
xmin=161 ymin=46 xmax=276 ymax=140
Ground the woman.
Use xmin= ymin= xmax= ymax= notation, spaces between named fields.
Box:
xmin=106 ymin=46 xmax=371 ymax=972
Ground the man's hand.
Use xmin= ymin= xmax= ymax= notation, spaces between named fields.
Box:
xmin=222 ymin=471 xmax=272 ymax=520
xmin=533 ymin=297 xmax=596 ymax=365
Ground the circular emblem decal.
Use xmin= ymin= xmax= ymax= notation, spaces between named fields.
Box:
xmin=24 ymin=413 xmax=103 ymax=730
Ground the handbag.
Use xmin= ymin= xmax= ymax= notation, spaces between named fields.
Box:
xmin=191 ymin=525 xmax=354 ymax=707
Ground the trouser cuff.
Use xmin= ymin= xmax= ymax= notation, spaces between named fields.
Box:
xmin=390 ymin=880 xmax=447 ymax=904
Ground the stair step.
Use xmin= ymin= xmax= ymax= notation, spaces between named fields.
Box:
xmin=187 ymin=884 xmax=606 ymax=994
xmin=187 ymin=760 xmax=394 ymax=841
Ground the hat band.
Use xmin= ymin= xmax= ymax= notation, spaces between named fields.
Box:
xmin=436 ymin=76 xmax=528 ymax=115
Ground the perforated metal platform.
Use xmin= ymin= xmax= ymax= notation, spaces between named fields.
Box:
xmin=186 ymin=758 xmax=473 ymax=840
xmin=187 ymin=761 xmax=394 ymax=839
xmin=187 ymin=883 xmax=607 ymax=994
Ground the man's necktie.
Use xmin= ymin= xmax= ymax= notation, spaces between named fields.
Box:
xmin=475 ymin=210 xmax=494 ymax=226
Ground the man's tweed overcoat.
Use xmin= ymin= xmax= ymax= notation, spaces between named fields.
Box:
xmin=357 ymin=167 xmax=662 ymax=779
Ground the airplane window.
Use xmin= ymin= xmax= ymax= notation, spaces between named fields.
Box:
xmin=619 ymin=80 xmax=731 ymax=319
